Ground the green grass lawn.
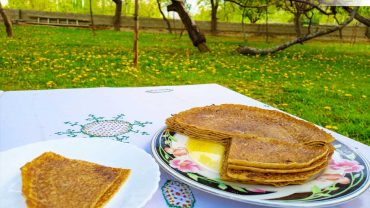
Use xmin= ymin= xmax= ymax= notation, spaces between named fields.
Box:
xmin=1 ymin=25 xmax=369 ymax=145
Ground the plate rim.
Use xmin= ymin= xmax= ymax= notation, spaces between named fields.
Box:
xmin=151 ymin=126 xmax=370 ymax=208
xmin=0 ymin=137 xmax=161 ymax=208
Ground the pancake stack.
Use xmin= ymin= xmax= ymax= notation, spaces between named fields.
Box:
xmin=166 ymin=104 xmax=335 ymax=186
xmin=21 ymin=152 xmax=131 ymax=208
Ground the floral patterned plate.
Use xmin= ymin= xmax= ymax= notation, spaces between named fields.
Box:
xmin=151 ymin=127 xmax=370 ymax=207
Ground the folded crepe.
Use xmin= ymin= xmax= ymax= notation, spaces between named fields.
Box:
xmin=227 ymin=136 xmax=331 ymax=169
xmin=21 ymin=152 xmax=130 ymax=208
xmin=166 ymin=104 xmax=334 ymax=144
xmin=220 ymin=136 xmax=334 ymax=186
xmin=227 ymin=157 xmax=329 ymax=174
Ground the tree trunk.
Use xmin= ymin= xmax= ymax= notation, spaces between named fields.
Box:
xmin=250 ymin=19 xmax=258 ymax=24
xmin=237 ymin=7 xmax=358 ymax=55
xmin=0 ymin=2 xmax=13 ymax=38
xmin=167 ymin=0 xmax=210 ymax=52
xmin=133 ymin=0 xmax=139 ymax=67
xmin=89 ymin=0 xmax=96 ymax=36
xmin=265 ymin=2 xmax=269 ymax=43
xmin=157 ymin=0 xmax=172 ymax=34
xmin=241 ymin=8 xmax=246 ymax=41
xmin=210 ymin=0 xmax=218 ymax=34
xmin=293 ymin=13 xmax=302 ymax=38
xmin=113 ymin=0 xmax=123 ymax=31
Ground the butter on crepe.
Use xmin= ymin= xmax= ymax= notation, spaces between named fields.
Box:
xmin=21 ymin=152 xmax=130 ymax=208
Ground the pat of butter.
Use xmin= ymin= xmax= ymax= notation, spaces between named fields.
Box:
xmin=187 ymin=138 xmax=225 ymax=172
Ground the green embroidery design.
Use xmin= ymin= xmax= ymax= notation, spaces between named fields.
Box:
xmin=56 ymin=114 xmax=152 ymax=143
xmin=161 ymin=180 xmax=196 ymax=208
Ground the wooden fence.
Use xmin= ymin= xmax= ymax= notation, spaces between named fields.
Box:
xmin=1 ymin=9 xmax=369 ymax=41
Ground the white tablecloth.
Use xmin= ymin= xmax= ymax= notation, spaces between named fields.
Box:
xmin=0 ymin=84 xmax=369 ymax=208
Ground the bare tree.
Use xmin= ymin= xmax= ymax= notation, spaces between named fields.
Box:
xmin=342 ymin=6 xmax=370 ymax=27
xmin=265 ymin=0 xmax=269 ymax=43
xmin=241 ymin=7 xmax=246 ymax=40
xmin=89 ymin=0 xmax=96 ymax=36
xmin=226 ymin=0 xmax=270 ymax=41
xmin=303 ymin=10 xmax=314 ymax=35
xmin=133 ymin=0 xmax=139 ymax=67
xmin=113 ymin=0 xmax=123 ymax=31
xmin=210 ymin=0 xmax=219 ymax=34
xmin=167 ymin=0 xmax=210 ymax=52
xmin=0 ymin=2 xmax=13 ymax=37
xmin=281 ymin=0 xmax=314 ymax=38
xmin=331 ymin=7 xmax=344 ymax=39
xmin=244 ymin=7 xmax=264 ymax=24
xmin=291 ymin=1 xmax=369 ymax=38
xmin=227 ymin=0 xmax=266 ymax=23
xmin=157 ymin=0 xmax=172 ymax=34
xmin=236 ymin=7 xmax=359 ymax=55
xmin=225 ymin=0 xmax=269 ymax=8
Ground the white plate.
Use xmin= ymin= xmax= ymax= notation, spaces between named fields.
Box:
xmin=0 ymin=138 xmax=160 ymax=208
xmin=152 ymin=127 xmax=370 ymax=207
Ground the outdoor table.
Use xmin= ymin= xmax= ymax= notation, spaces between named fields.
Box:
xmin=0 ymin=84 xmax=369 ymax=208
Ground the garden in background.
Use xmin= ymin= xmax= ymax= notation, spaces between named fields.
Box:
xmin=1 ymin=0 xmax=369 ymax=145
xmin=0 ymin=25 xmax=369 ymax=145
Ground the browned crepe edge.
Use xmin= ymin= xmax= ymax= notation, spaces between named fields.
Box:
xmin=95 ymin=169 xmax=131 ymax=208
xmin=227 ymin=141 xmax=332 ymax=169
xmin=225 ymin=159 xmax=329 ymax=183
xmin=220 ymin=141 xmax=333 ymax=186
xmin=166 ymin=104 xmax=335 ymax=144
xmin=227 ymin=155 xmax=328 ymax=173
xmin=219 ymin=142 xmax=308 ymax=186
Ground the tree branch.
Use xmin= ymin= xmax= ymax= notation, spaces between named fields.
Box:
xmin=236 ymin=7 xmax=358 ymax=55
xmin=284 ymin=0 xmax=295 ymax=13
xmin=224 ymin=0 xmax=269 ymax=8
xmin=304 ymin=11 xmax=314 ymax=34
xmin=291 ymin=0 xmax=333 ymax=15
xmin=342 ymin=6 xmax=370 ymax=26
xmin=157 ymin=0 xmax=172 ymax=33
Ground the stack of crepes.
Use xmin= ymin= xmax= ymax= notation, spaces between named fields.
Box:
xmin=166 ymin=104 xmax=335 ymax=186
xmin=21 ymin=152 xmax=131 ymax=208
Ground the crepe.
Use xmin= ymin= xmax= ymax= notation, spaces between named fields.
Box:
xmin=227 ymin=156 xmax=328 ymax=173
xmin=166 ymin=104 xmax=334 ymax=144
xmin=227 ymin=137 xmax=333 ymax=173
xmin=227 ymin=136 xmax=331 ymax=169
xmin=21 ymin=152 xmax=130 ymax=208
xmin=166 ymin=104 xmax=335 ymax=187
xmin=219 ymin=139 xmax=333 ymax=186
xmin=225 ymin=160 xmax=328 ymax=183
